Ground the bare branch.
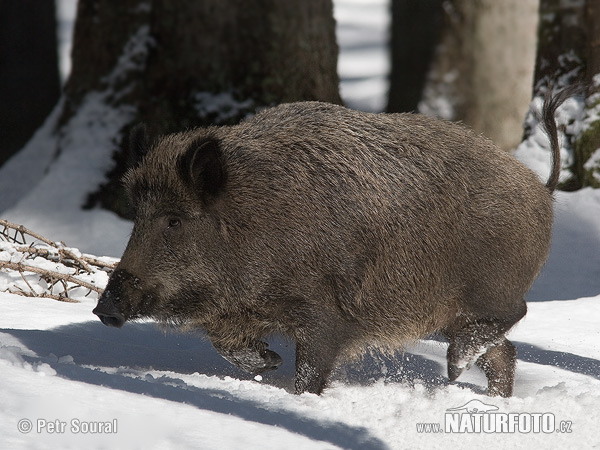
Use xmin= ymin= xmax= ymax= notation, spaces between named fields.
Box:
xmin=0 ymin=219 xmax=117 ymax=302
xmin=7 ymin=244 xmax=116 ymax=273
xmin=0 ymin=260 xmax=103 ymax=295
xmin=0 ymin=219 xmax=57 ymax=246
xmin=6 ymin=289 xmax=79 ymax=303
xmin=18 ymin=270 xmax=38 ymax=297
xmin=81 ymin=255 xmax=117 ymax=271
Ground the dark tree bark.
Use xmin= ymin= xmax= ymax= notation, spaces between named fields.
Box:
xmin=387 ymin=0 xmax=443 ymax=112
xmin=0 ymin=0 xmax=60 ymax=167
xmin=64 ymin=0 xmax=340 ymax=128
xmin=58 ymin=0 xmax=341 ymax=216
xmin=386 ymin=0 xmax=443 ymax=113
xmin=524 ymin=0 xmax=600 ymax=189
xmin=530 ymin=0 xmax=585 ymax=89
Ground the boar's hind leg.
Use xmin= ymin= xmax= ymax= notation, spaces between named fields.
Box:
xmin=444 ymin=303 xmax=526 ymax=397
xmin=475 ymin=337 xmax=517 ymax=397
xmin=213 ymin=340 xmax=283 ymax=375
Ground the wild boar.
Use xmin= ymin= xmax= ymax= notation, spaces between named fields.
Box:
xmin=93 ymin=90 xmax=568 ymax=397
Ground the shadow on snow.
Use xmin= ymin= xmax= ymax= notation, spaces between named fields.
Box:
xmin=3 ymin=322 xmax=388 ymax=450
xmin=3 ymin=321 xmax=598 ymax=448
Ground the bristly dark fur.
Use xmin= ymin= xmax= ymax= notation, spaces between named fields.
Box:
xmin=176 ymin=137 xmax=227 ymax=202
xmin=95 ymin=94 xmax=569 ymax=397
xmin=128 ymin=123 xmax=150 ymax=169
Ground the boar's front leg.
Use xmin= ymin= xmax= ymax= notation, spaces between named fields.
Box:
xmin=294 ymin=325 xmax=345 ymax=395
xmin=212 ymin=340 xmax=283 ymax=375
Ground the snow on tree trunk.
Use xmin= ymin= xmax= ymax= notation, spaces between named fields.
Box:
xmin=63 ymin=0 xmax=341 ymax=127
xmin=519 ymin=0 xmax=600 ymax=190
xmin=419 ymin=0 xmax=538 ymax=151
xmin=1 ymin=0 xmax=341 ymax=219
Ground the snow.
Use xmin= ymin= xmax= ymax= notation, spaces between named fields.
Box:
xmin=193 ymin=92 xmax=255 ymax=124
xmin=514 ymin=95 xmax=582 ymax=185
xmin=335 ymin=0 xmax=390 ymax=112
xmin=0 ymin=88 xmax=134 ymax=256
xmin=55 ymin=0 xmax=77 ymax=82
xmin=1 ymin=292 xmax=598 ymax=449
xmin=0 ymin=1 xmax=599 ymax=449
xmin=584 ymin=149 xmax=600 ymax=182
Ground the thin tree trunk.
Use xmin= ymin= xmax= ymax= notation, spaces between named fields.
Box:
xmin=0 ymin=0 xmax=60 ymax=166
xmin=420 ymin=0 xmax=538 ymax=151
xmin=387 ymin=0 xmax=443 ymax=113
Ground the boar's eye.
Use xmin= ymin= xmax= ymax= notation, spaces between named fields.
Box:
xmin=167 ymin=217 xmax=182 ymax=229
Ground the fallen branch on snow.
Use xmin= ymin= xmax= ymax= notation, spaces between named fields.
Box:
xmin=0 ymin=219 xmax=117 ymax=302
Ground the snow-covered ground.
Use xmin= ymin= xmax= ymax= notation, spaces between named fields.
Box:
xmin=1 ymin=290 xmax=598 ymax=449
xmin=1 ymin=1 xmax=599 ymax=449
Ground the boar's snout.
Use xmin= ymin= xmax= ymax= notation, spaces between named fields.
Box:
xmin=93 ymin=269 xmax=131 ymax=328
xmin=93 ymin=302 xmax=126 ymax=328
xmin=93 ymin=297 xmax=126 ymax=328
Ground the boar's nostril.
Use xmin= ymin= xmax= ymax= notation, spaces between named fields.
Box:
xmin=93 ymin=305 xmax=126 ymax=328
xmin=97 ymin=312 xmax=126 ymax=328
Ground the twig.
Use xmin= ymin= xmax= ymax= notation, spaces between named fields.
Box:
xmin=1 ymin=220 xmax=117 ymax=273
xmin=0 ymin=219 xmax=56 ymax=246
xmin=1 ymin=221 xmax=92 ymax=272
xmin=0 ymin=219 xmax=117 ymax=302
xmin=0 ymin=260 xmax=102 ymax=295
xmin=81 ymin=255 xmax=117 ymax=271
xmin=6 ymin=289 xmax=78 ymax=303
xmin=8 ymin=244 xmax=116 ymax=272
xmin=18 ymin=270 xmax=38 ymax=297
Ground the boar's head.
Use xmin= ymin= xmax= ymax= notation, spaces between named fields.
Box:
xmin=93 ymin=127 xmax=229 ymax=328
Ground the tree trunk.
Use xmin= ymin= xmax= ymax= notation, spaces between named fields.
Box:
xmin=387 ymin=0 xmax=443 ymax=113
xmin=58 ymin=0 xmax=341 ymax=216
xmin=0 ymin=0 xmax=60 ymax=166
xmin=522 ymin=0 xmax=600 ymax=189
xmin=576 ymin=0 xmax=600 ymax=189
xmin=419 ymin=0 xmax=538 ymax=151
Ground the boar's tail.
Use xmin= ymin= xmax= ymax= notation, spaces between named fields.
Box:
xmin=541 ymin=86 xmax=581 ymax=192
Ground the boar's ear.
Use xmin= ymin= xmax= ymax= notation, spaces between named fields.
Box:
xmin=128 ymin=123 xmax=150 ymax=168
xmin=178 ymin=138 xmax=226 ymax=200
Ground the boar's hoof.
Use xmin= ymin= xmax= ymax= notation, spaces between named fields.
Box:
xmin=254 ymin=348 xmax=283 ymax=374
xmin=447 ymin=363 xmax=464 ymax=383
xmin=217 ymin=342 xmax=283 ymax=375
